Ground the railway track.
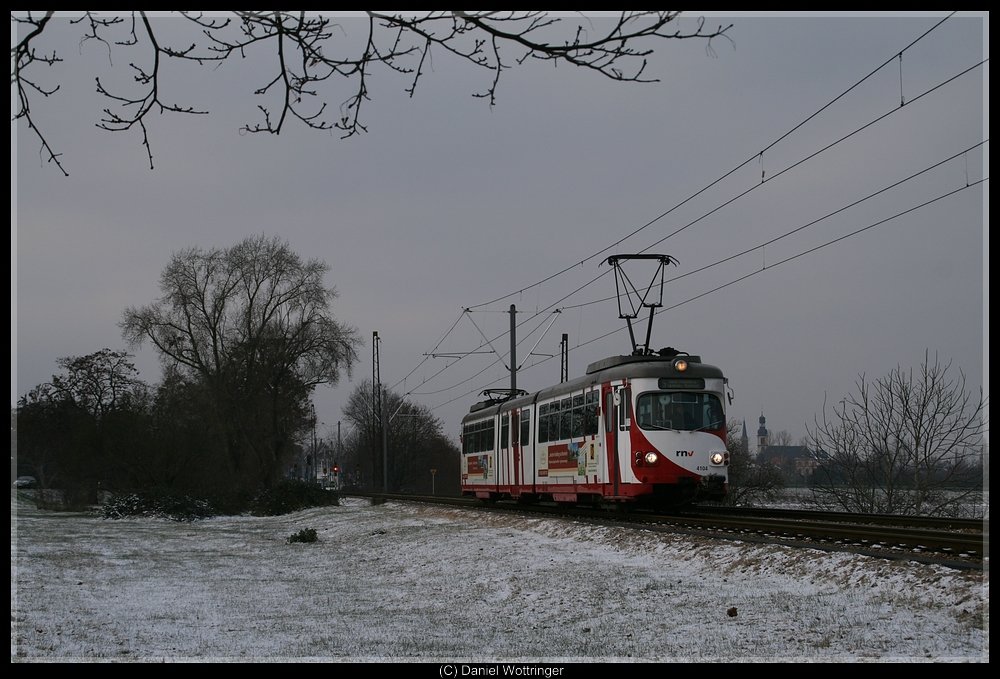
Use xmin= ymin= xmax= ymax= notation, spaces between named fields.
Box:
xmin=686 ymin=504 xmax=985 ymax=530
xmin=346 ymin=491 xmax=988 ymax=570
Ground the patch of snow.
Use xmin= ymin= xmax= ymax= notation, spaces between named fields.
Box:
xmin=11 ymin=496 xmax=988 ymax=661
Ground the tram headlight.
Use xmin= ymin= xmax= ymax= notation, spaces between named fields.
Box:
xmin=644 ymin=451 xmax=659 ymax=465
xmin=710 ymin=452 xmax=725 ymax=465
xmin=674 ymin=359 xmax=688 ymax=372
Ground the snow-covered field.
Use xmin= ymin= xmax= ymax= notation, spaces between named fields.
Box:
xmin=11 ymin=495 xmax=988 ymax=662
xmin=760 ymin=488 xmax=988 ymax=518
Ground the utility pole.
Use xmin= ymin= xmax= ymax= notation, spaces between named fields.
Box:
xmin=336 ymin=419 xmax=342 ymax=487
xmin=373 ymin=331 xmax=383 ymax=492
xmin=509 ymin=304 xmax=517 ymax=394
xmin=560 ymin=333 xmax=568 ymax=383
xmin=381 ymin=385 xmax=388 ymax=493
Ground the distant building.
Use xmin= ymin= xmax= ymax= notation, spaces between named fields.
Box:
xmin=756 ymin=411 xmax=819 ymax=484
xmin=760 ymin=445 xmax=819 ymax=483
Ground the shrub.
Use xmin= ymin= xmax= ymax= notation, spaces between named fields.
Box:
xmin=287 ymin=527 xmax=318 ymax=544
xmin=101 ymin=492 xmax=215 ymax=521
xmin=98 ymin=480 xmax=337 ymax=520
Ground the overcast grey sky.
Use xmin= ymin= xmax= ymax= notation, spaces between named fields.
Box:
xmin=13 ymin=12 xmax=988 ymax=450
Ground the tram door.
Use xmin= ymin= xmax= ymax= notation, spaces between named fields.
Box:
xmin=510 ymin=409 xmax=521 ymax=491
xmin=497 ymin=412 xmax=507 ymax=491
xmin=616 ymin=386 xmax=632 ymax=489
xmin=604 ymin=383 xmax=630 ymax=497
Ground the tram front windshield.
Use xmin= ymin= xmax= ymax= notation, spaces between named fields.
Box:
xmin=636 ymin=392 xmax=723 ymax=432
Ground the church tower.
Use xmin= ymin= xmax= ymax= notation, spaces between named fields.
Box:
xmin=757 ymin=411 xmax=769 ymax=452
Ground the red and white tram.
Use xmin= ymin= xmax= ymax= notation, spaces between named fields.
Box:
xmin=460 ymin=352 xmax=729 ymax=505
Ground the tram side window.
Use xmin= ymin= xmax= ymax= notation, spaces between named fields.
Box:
xmin=501 ymin=416 xmax=509 ymax=449
xmin=462 ymin=419 xmax=496 ymax=453
xmin=548 ymin=400 xmax=562 ymax=442
xmin=486 ymin=420 xmax=495 ymax=451
xmin=521 ymin=410 xmax=530 ymax=445
xmin=571 ymin=394 xmax=584 ymax=438
xmin=584 ymin=391 xmax=599 ymax=436
xmin=536 ymin=393 xmax=600 ymax=441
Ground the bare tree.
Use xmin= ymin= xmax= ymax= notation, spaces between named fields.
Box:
xmin=342 ymin=379 xmax=460 ymax=494
xmin=768 ymin=429 xmax=793 ymax=448
xmin=12 ymin=11 xmax=731 ymax=174
xmin=807 ymin=352 xmax=986 ymax=516
xmin=121 ymin=235 xmax=360 ymax=489
xmin=15 ymin=349 xmax=151 ymax=506
xmin=48 ymin=348 xmax=146 ymax=420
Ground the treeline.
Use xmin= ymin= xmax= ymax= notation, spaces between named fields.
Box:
xmin=15 ymin=236 xmax=362 ymax=511
xmin=335 ymin=380 xmax=462 ymax=497
xmin=15 ymin=236 xmax=467 ymax=511
xmin=15 ymin=350 xmax=302 ymax=510
xmin=14 ymin=353 xmax=463 ymax=509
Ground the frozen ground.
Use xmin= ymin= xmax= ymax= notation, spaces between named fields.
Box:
xmin=757 ymin=488 xmax=988 ymax=518
xmin=10 ymin=495 xmax=988 ymax=662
